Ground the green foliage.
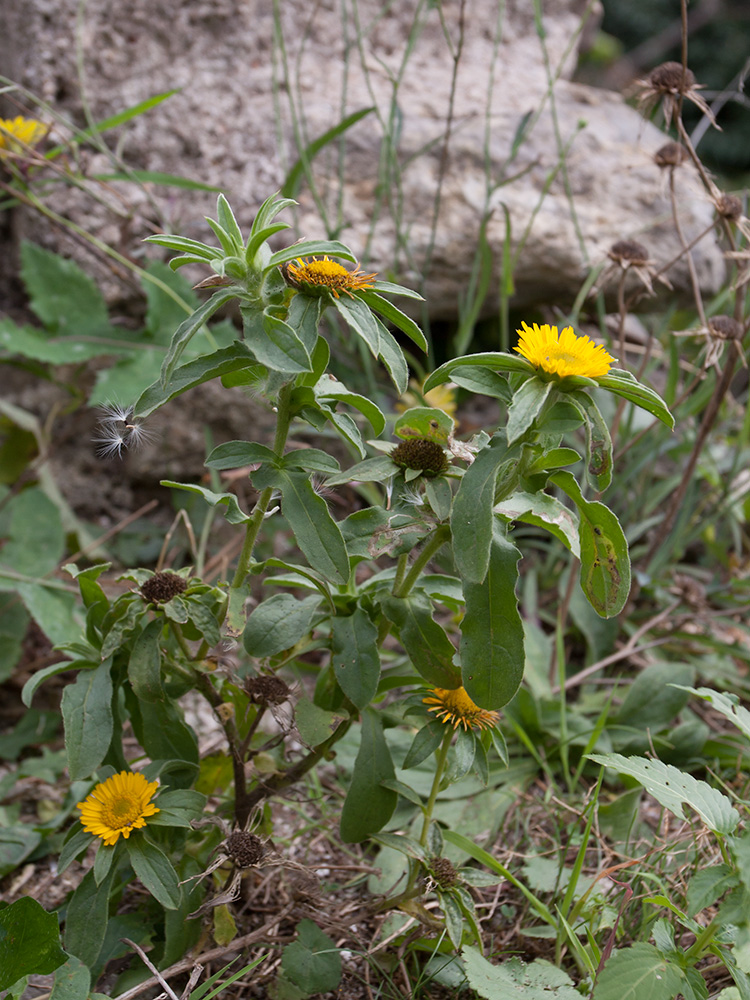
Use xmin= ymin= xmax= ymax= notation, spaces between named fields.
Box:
xmin=0 ymin=897 xmax=68 ymax=990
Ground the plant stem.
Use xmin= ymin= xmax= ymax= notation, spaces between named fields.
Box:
xmin=419 ymin=728 xmax=453 ymax=848
xmin=230 ymin=381 xmax=294 ymax=590
xmin=392 ymin=524 xmax=450 ymax=599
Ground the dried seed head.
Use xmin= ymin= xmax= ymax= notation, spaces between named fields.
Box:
xmin=140 ymin=571 xmax=188 ymax=604
xmin=391 ymin=439 xmax=448 ymax=476
xmin=654 ymin=142 xmax=688 ymax=168
xmin=708 ymin=315 xmax=743 ymax=341
xmin=224 ymin=831 xmax=265 ymax=868
xmin=608 ymin=240 xmax=650 ymax=266
xmin=716 ymin=194 xmax=743 ymax=222
xmin=245 ymin=675 xmax=291 ymax=705
xmin=649 ymin=62 xmax=696 ymax=94
xmin=428 ymin=856 xmax=459 ymax=889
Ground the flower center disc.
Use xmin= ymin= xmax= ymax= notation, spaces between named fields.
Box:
xmin=101 ymin=797 xmax=143 ymax=829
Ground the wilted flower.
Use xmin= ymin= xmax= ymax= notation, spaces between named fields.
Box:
xmin=281 ymin=256 xmax=377 ymax=299
xmin=140 ymin=571 xmax=188 ymax=605
xmin=423 ymin=686 xmax=500 ymax=732
xmin=654 ymin=142 xmax=689 ymax=169
xmin=514 ymin=322 xmax=614 ymax=380
xmin=634 ymin=61 xmax=718 ymax=130
xmin=673 ymin=314 xmax=746 ymax=371
xmin=77 ymin=771 xmax=160 ymax=846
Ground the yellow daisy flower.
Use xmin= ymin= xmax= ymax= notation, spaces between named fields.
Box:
xmin=282 ymin=255 xmax=377 ymax=298
xmin=0 ymin=116 xmax=47 ymax=155
xmin=514 ymin=321 xmax=615 ymax=379
xmin=77 ymin=771 xmax=160 ymax=846
xmin=423 ymin=686 xmax=500 ymax=732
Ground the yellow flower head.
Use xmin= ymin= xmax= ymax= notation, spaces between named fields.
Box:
xmin=514 ymin=321 xmax=615 ymax=379
xmin=0 ymin=116 xmax=47 ymax=155
xmin=77 ymin=771 xmax=160 ymax=846
xmin=423 ymin=686 xmax=500 ymax=732
xmin=283 ymin=256 xmax=377 ymax=298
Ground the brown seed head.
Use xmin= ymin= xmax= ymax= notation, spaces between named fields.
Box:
xmin=225 ymin=831 xmax=265 ymax=868
xmin=428 ymin=856 xmax=460 ymax=889
xmin=649 ymin=62 xmax=696 ymax=94
xmin=245 ymin=675 xmax=291 ymax=705
xmin=608 ymin=240 xmax=650 ymax=266
xmin=391 ymin=439 xmax=448 ymax=476
xmin=140 ymin=571 xmax=188 ymax=604
xmin=716 ymin=194 xmax=743 ymax=222
xmin=708 ymin=315 xmax=743 ymax=341
xmin=654 ymin=142 xmax=688 ymax=168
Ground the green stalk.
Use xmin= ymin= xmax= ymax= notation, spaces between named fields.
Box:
xmin=419 ymin=727 xmax=453 ymax=847
xmin=230 ymin=381 xmax=294 ymax=590
xmin=392 ymin=524 xmax=450 ymax=599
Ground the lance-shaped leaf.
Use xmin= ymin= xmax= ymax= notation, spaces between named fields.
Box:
xmin=376 ymin=319 xmax=409 ymax=395
xmin=261 ymin=469 xmax=350 ymax=584
xmin=340 ymin=708 xmax=397 ymax=843
xmin=331 ymin=606 xmax=380 ymax=709
xmin=506 ymin=377 xmax=553 ymax=445
xmin=596 ymin=368 xmax=674 ymax=428
xmin=450 ymin=365 xmax=513 ymax=403
xmin=267 ymin=239 xmax=358 ymax=269
xmin=313 ymin=374 xmax=386 ymax=435
xmin=238 ymin=308 xmax=311 ymax=374
xmin=380 ymin=594 xmax=461 ymax=688
xmin=423 ymin=351 xmax=533 ymax=392
xmin=495 ymin=490 xmax=580 ymax=556
xmin=552 ymin=471 xmax=630 ymax=618
xmin=451 ymin=437 xmax=515 ymax=584
xmin=244 ymin=593 xmax=321 ymax=658
xmin=286 ymin=294 xmax=324 ymax=354
xmin=460 ymin=524 xmax=524 ymax=710
xmin=568 ymin=390 xmax=612 ymax=492
xmin=62 ymin=659 xmax=113 ymax=780
xmin=128 ymin=619 xmax=165 ymax=703
xmin=358 ymin=290 xmax=428 ymax=352
xmin=160 ymin=289 xmax=236 ymax=386
xmin=161 ymin=480 xmax=251 ymax=524
xmin=134 ymin=342 xmax=259 ymax=418
xmin=64 ymin=867 xmax=117 ymax=968
xmin=205 ymin=440 xmax=278 ymax=471
xmin=126 ymin=836 xmax=181 ymax=909
xmin=333 ymin=293 xmax=381 ymax=357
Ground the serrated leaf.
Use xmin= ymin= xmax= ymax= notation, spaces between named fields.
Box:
xmin=588 ymin=753 xmax=739 ymax=834
xmin=20 ymin=243 xmax=110 ymax=338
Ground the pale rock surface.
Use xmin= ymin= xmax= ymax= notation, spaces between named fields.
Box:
xmin=2 ymin=0 xmax=726 ymax=319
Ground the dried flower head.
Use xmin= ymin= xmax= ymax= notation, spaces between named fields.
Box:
xmin=634 ymin=61 xmax=718 ymax=130
xmin=245 ymin=675 xmax=291 ymax=705
xmin=94 ymin=403 xmax=153 ymax=459
xmin=0 ymin=116 xmax=47 ymax=157
xmin=673 ymin=314 xmax=746 ymax=371
xmin=514 ymin=322 xmax=614 ymax=380
xmin=654 ymin=142 xmax=689 ymax=169
xmin=715 ymin=194 xmax=743 ymax=222
xmin=224 ymin=830 xmax=266 ymax=868
xmin=141 ymin=571 xmax=188 ymax=604
xmin=76 ymin=771 xmax=159 ymax=846
xmin=598 ymin=239 xmax=668 ymax=298
xmin=423 ymin=686 xmax=500 ymax=732
xmin=427 ymin=856 xmax=460 ymax=890
xmin=281 ymin=256 xmax=377 ymax=299
xmin=391 ymin=438 xmax=449 ymax=476
xmin=608 ymin=240 xmax=650 ymax=266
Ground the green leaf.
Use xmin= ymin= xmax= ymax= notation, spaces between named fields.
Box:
xmin=69 ymin=89 xmax=178 ymax=142
xmin=568 ymin=391 xmax=613 ymax=492
xmin=394 ymin=406 xmax=454 ymax=444
xmin=161 ymin=480 xmax=250 ymax=524
xmin=450 ymin=366 xmax=513 ymax=404
xmin=0 ymin=488 xmax=64 ymax=577
xmin=401 ymin=719 xmax=446 ymax=771
xmin=376 ymin=322 xmax=410 ymax=395
xmin=460 ymin=524 xmax=524 ymax=710
xmin=314 ymin=375 xmax=386 ymax=435
xmin=281 ymin=919 xmax=342 ymax=994
xmin=294 ymin=697 xmax=347 ymax=748
xmin=331 ymin=607 xmax=380 ymax=709
xmin=274 ymin=470 xmax=350 ymax=584
xmin=134 ymin=343 xmax=259 ymax=418
xmin=267 ymin=239 xmax=358 ymax=269
xmin=127 ymin=619 xmax=165 ymax=703
xmin=358 ymin=291 xmax=428 ymax=352
xmin=616 ymin=661 xmax=694 ymax=733
xmin=423 ymin=352 xmax=533 ymax=393
xmin=64 ymin=867 xmax=116 ymax=968
xmin=215 ymin=194 xmax=244 ymax=250
xmin=340 ymin=708 xmax=397 ymax=842
xmin=128 ymin=696 xmax=199 ymax=771
xmin=324 ymin=455 xmax=397 ymax=487
xmin=96 ymin=169 xmax=220 ymax=191
xmin=462 ymin=946 xmax=581 ymax=999
xmin=551 ymin=471 xmax=630 ymax=618
xmin=675 ymin=686 xmax=750 ymax=742
xmin=0 ymin=897 xmax=67 ymax=989
xmin=0 ymin=825 xmax=42 ymax=877
xmin=592 ymin=943 xmax=684 ymax=1000
xmin=50 ymin=955 xmax=91 ymax=1000
xmin=451 ymin=437 xmax=513 ymax=584
xmin=126 ymin=836 xmax=181 ymax=909
xmin=380 ymin=594 xmax=461 ymax=688
xmin=506 ymin=378 xmax=553 ymax=445
xmin=685 ymin=864 xmax=738 ymax=916
xmin=62 ymin=659 xmax=113 ymax=780
xmin=20 ymin=243 xmax=110 ymax=338
xmin=588 ymin=753 xmax=739 ymax=834
xmin=205 ymin=440 xmax=277 ymax=470
xmin=283 ymin=449 xmax=340 ymax=475
xmin=281 ymin=106 xmax=376 ymax=197
xmin=143 ymin=234 xmax=218 ymax=259
xmin=243 ymin=593 xmax=321 ymax=658
xmin=495 ymin=491 xmax=580 ymax=556
xmin=160 ymin=289 xmax=236 ymax=386
xmin=596 ymin=369 xmax=674 ymax=428
xmin=249 ymin=310 xmax=311 ymax=373
xmin=333 ymin=293 xmax=381 ymax=357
